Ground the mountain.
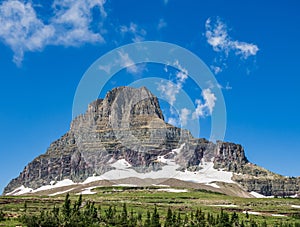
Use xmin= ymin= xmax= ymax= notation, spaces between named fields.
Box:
xmin=4 ymin=86 xmax=300 ymax=197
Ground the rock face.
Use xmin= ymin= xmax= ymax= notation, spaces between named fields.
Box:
xmin=3 ymin=86 xmax=300 ymax=196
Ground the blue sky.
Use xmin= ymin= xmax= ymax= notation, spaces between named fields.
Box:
xmin=0 ymin=0 xmax=300 ymax=193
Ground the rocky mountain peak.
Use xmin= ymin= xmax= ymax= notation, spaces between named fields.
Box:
xmin=71 ymin=86 xmax=164 ymax=132
xmin=3 ymin=86 xmax=300 ymax=197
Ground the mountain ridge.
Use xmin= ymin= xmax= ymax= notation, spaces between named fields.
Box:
xmin=4 ymin=86 xmax=300 ymax=197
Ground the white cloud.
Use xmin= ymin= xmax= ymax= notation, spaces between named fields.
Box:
xmin=99 ymin=63 xmax=112 ymax=74
xmin=118 ymin=50 xmax=145 ymax=75
xmin=202 ymin=88 xmax=216 ymax=114
xmin=157 ymin=18 xmax=167 ymax=30
xmin=51 ymin=0 xmax=106 ymax=46
xmin=0 ymin=1 xmax=54 ymax=65
xmin=173 ymin=60 xmax=188 ymax=82
xmin=157 ymin=80 xmax=181 ymax=105
xmin=179 ymin=108 xmax=191 ymax=126
xmin=0 ymin=0 xmax=106 ymax=65
xmin=192 ymin=99 xmax=205 ymax=119
xmin=225 ymin=82 xmax=232 ymax=90
xmin=232 ymin=41 xmax=259 ymax=59
xmin=211 ymin=65 xmax=222 ymax=74
xmin=192 ymin=88 xmax=217 ymax=118
xmin=157 ymin=60 xmax=188 ymax=105
xmin=167 ymin=117 xmax=178 ymax=126
xmin=120 ymin=22 xmax=146 ymax=42
xmin=205 ymin=17 xmax=259 ymax=59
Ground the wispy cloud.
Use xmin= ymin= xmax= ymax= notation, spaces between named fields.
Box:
xmin=157 ymin=80 xmax=181 ymax=106
xmin=118 ymin=50 xmax=145 ymax=75
xmin=205 ymin=17 xmax=259 ymax=74
xmin=120 ymin=22 xmax=147 ymax=42
xmin=205 ymin=17 xmax=259 ymax=59
xmin=157 ymin=60 xmax=188 ymax=105
xmin=157 ymin=18 xmax=167 ymax=30
xmin=167 ymin=117 xmax=178 ymax=126
xmin=192 ymin=88 xmax=217 ymax=118
xmin=0 ymin=0 xmax=106 ymax=65
xmin=179 ymin=108 xmax=191 ymax=126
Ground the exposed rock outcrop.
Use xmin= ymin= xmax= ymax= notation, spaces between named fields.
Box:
xmin=4 ymin=86 xmax=300 ymax=196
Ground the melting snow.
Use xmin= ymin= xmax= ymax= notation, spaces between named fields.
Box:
xmin=6 ymin=185 xmax=33 ymax=196
xmin=87 ymin=156 xmax=234 ymax=185
xmin=271 ymin=214 xmax=286 ymax=217
xmin=206 ymin=182 xmax=220 ymax=188
xmin=49 ymin=188 xmax=74 ymax=196
xmin=112 ymin=184 xmax=138 ymax=187
xmin=6 ymin=179 xmax=76 ymax=196
xmin=157 ymin=188 xmax=187 ymax=193
xmin=111 ymin=159 xmax=132 ymax=168
xmin=243 ymin=211 xmax=262 ymax=215
xmin=77 ymin=187 xmax=97 ymax=195
xmin=34 ymin=179 xmax=75 ymax=192
xmin=250 ymin=191 xmax=266 ymax=198
xmin=7 ymin=149 xmax=235 ymax=196
xmin=172 ymin=143 xmax=185 ymax=154
xmin=210 ymin=204 xmax=238 ymax=207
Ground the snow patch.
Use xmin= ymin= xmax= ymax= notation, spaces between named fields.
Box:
xmin=82 ymin=159 xmax=234 ymax=185
xmin=82 ymin=175 xmax=105 ymax=184
xmin=243 ymin=211 xmax=262 ymax=215
xmin=210 ymin=204 xmax=238 ymax=207
xmin=77 ymin=187 xmax=97 ymax=195
xmin=271 ymin=214 xmax=286 ymax=217
xmin=206 ymin=182 xmax=220 ymax=188
xmin=112 ymin=184 xmax=138 ymax=187
xmin=49 ymin=188 xmax=74 ymax=196
xmin=111 ymin=159 xmax=132 ymax=169
xmin=34 ymin=179 xmax=75 ymax=192
xmin=157 ymin=188 xmax=187 ymax=193
xmin=6 ymin=179 xmax=76 ymax=196
xmin=291 ymin=205 xmax=300 ymax=208
xmin=172 ymin=143 xmax=185 ymax=154
xmin=152 ymin=184 xmax=170 ymax=187
xmin=6 ymin=185 xmax=33 ymax=196
xmin=250 ymin=191 xmax=266 ymax=198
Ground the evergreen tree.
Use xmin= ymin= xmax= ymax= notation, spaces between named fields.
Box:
xmin=144 ymin=210 xmax=151 ymax=227
xmin=128 ymin=209 xmax=137 ymax=227
xmin=137 ymin=211 xmax=143 ymax=227
xmin=121 ymin=203 xmax=128 ymax=226
xmin=230 ymin=212 xmax=239 ymax=226
xmin=164 ymin=207 xmax=173 ymax=227
xmin=0 ymin=210 xmax=4 ymax=222
xmin=62 ymin=193 xmax=71 ymax=219
xmin=73 ymin=193 xmax=82 ymax=215
xmin=150 ymin=205 xmax=160 ymax=227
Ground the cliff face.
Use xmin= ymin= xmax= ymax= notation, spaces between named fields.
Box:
xmin=3 ymin=87 xmax=300 ymax=196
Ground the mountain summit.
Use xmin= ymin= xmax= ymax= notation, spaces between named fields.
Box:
xmin=4 ymin=87 xmax=300 ymax=197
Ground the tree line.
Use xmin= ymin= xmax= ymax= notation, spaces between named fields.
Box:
xmin=17 ymin=193 xmax=300 ymax=227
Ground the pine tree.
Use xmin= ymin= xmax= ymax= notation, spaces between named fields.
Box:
xmin=150 ymin=205 xmax=160 ymax=227
xmin=0 ymin=210 xmax=4 ymax=222
xmin=121 ymin=203 xmax=128 ymax=226
xmin=73 ymin=193 xmax=82 ymax=215
xmin=164 ymin=207 xmax=173 ymax=227
xmin=128 ymin=209 xmax=137 ymax=227
xmin=231 ymin=212 xmax=239 ymax=226
xmin=137 ymin=211 xmax=143 ymax=227
xmin=62 ymin=193 xmax=71 ymax=219
xmin=144 ymin=210 xmax=151 ymax=227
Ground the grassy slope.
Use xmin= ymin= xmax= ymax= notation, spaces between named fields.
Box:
xmin=0 ymin=186 xmax=300 ymax=226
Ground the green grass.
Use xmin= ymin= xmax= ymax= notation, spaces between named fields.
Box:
xmin=1 ymin=186 xmax=300 ymax=226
